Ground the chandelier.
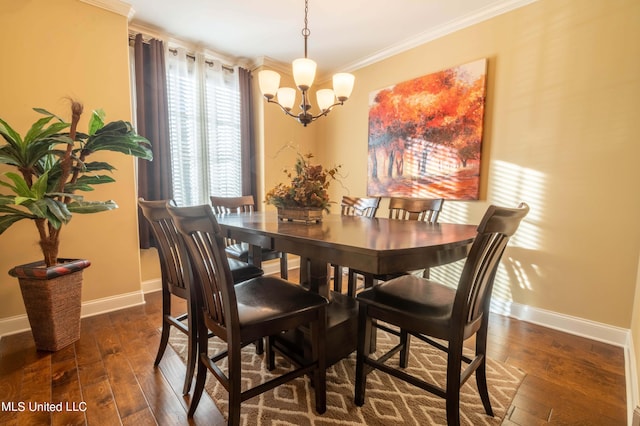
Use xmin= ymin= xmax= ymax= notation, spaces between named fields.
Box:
xmin=258 ymin=0 xmax=355 ymax=127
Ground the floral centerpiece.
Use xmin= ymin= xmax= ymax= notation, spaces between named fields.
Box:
xmin=265 ymin=153 xmax=340 ymax=223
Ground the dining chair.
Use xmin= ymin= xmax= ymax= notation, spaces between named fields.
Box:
xmin=349 ymin=197 xmax=445 ymax=292
xmin=340 ymin=195 xmax=381 ymax=217
xmin=137 ymin=198 xmax=264 ymax=395
xmin=332 ymin=196 xmax=381 ymax=297
xmin=388 ymin=196 xmax=444 ymax=222
xmin=167 ymin=203 xmax=328 ymax=425
xmin=354 ymin=202 xmax=529 ymax=426
xmin=210 ymin=195 xmax=289 ymax=279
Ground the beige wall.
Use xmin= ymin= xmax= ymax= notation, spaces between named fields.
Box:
xmin=0 ymin=0 xmax=142 ymax=317
xmin=267 ymin=0 xmax=640 ymax=327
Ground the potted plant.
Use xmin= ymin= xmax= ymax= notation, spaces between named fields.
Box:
xmin=265 ymin=152 xmax=340 ymax=223
xmin=0 ymin=100 xmax=152 ymax=351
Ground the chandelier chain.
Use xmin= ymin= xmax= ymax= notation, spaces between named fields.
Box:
xmin=302 ymin=0 xmax=310 ymax=58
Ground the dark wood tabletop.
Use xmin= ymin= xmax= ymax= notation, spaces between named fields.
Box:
xmin=216 ymin=211 xmax=477 ymax=299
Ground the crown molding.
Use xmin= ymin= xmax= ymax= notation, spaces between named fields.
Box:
xmin=80 ymin=0 xmax=134 ymax=20
xmin=338 ymin=0 xmax=538 ymax=75
xmin=253 ymin=56 xmax=291 ymax=75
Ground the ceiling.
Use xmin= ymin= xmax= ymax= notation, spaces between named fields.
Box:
xmin=127 ymin=0 xmax=534 ymax=78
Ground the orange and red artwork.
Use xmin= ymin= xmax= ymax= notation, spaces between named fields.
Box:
xmin=367 ymin=58 xmax=487 ymax=200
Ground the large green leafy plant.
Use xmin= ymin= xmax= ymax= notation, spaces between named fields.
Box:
xmin=0 ymin=100 xmax=152 ymax=267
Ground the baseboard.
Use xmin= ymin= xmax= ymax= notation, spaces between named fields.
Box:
xmin=0 ymin=266 xmax=625 ymax=345
xmin=491 ymin=298 xmax=629 ymax=347
xmin=80 ymin=290 xmax=145 ymax=318
xmin=0 ymin=290 xmax=145 ymax=338
xmin=627 ymin=334 xmax=638 ymax=426
xmin=142 ymin=278 xmax=162 ymax=293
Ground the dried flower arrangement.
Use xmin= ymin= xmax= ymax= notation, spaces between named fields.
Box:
xmin=265 ymin=152 xmax=340 ymax=212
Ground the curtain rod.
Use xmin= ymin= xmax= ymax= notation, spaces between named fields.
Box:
xmin=167 ymin=48 xmax=235 ymax=72
xmin=129 ymin=31 xmax=240 ymax=72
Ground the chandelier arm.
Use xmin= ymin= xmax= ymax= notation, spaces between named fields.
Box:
xmin=264 ymin=97 xmax=346 ymax=126
xmin=266 ymin=98 xmax=302 ymax=119
xmin=309 ymin=101 xmax=345 ymax=121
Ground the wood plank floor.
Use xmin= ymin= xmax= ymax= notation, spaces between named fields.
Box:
xmin=0 ymin=273 xmax=627 ymax=425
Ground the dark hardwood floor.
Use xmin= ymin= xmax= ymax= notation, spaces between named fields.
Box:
xmin=0 ymin=270 xmax=627 ymax=425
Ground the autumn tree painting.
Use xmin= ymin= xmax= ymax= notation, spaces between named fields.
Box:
xmin=367 ymin=58 xmax=487 ymax=200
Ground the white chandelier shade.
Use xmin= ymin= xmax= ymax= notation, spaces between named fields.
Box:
xmin=292 ymin=58 xmax=317 ymax=90
xmin=333 ymin=73 xmax=356 ymax=101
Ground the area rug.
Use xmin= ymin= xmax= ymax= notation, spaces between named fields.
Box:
xmin=168 ymin=328 xmax=524 ymax=425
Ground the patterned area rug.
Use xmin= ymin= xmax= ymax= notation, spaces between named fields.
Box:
xmin=168 ymin=328 xmax=524 ymax=425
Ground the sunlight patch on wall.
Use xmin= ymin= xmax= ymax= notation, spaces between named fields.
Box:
xmin=440 ymin=199 xmax=471 ymax=224
xmin=491 ymin=160 xmax=544 ymax=312
xmin=431 ymin=160 xmax=544 ymax=313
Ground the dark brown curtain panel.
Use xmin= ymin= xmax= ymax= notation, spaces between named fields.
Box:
xmin=134 ymin=34 xmax=173 ymax=248
xmin=238 ymin=67 xmax=258 ymax=205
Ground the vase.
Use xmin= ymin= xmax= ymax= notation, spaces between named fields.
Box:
xmin=276 ymin=207 xmax=323 ymax=224
xmin=9 ymin=259 xmax=91 ymax=351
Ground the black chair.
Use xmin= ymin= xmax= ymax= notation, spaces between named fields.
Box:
xmin=167 ymin=203 xmax=328 ymax=425
xmin=388 ymin=196 xmax=444 ymax=222
xmin=354 ymin=202 xmax=529 ymax=426
xmin=138 ymin=198 xmax=263 ymax=395
xmin=349 ymin=197 xmax=445 ymax=291
xmin=210 ymin=195 xmax=289 ymax=279
xmin=332 ymin=196 xmax=381 ymax=297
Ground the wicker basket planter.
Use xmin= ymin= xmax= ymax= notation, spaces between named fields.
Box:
xmin=277 ymin=207 xmax=323 ymax=224
xmin=9 ymin=259 xmax=91 ymax=352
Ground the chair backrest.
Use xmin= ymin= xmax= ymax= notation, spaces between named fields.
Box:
xmin=340 ymin=196 xmax=381 ymax=218
xmin=168 ymin=203 xmax=238 ymax=339
xmin=210 ymin=195 xmax=256 ymax=247
xmin=210 ymin=195 xmax=256 ymax=214
xmin=138 ymin=198 xmax=190 ymax=299
xmin=388 ymin=197 xmax=444 ymax=223
xmin=455 ymin=202 xmax=529 ymax=333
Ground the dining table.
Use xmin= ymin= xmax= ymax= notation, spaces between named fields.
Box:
xmin=215 ymin=211 xmax=477 ymax=366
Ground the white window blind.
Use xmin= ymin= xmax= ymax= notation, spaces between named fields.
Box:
xmin=166 ymin=47 xmax=242 ymax=207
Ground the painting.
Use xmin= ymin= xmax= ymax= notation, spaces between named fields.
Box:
xmin=367 ymin=58 xmax=487 ymax=200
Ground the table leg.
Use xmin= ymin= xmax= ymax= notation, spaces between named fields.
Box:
xmin=299 ymin=257 xmax=310 ymax=288
xmin=270 ymin=257 xmax=356 ymax=367
xmin=306 ymin=258 xmax=330 ymax=300
xmin=247 ymin=244 xmax=263 ymax=268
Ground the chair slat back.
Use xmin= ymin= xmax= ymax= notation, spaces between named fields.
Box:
xmin=455 ymin=203 xmax=529 ymax=328
xmin=388 ymin=197 xmax=444 ymax=223
xmin=210 ymin=195 xmax=256 ymax=247
xmin=340 ymin=196 xmax=381 ymax=218
xmin=168 ymin=204 xmax=239 ymax=339
xmin=210 ymin=195 xmax=256 ymax=214
xmin=138 ymin=199 xmax=190 ymax=298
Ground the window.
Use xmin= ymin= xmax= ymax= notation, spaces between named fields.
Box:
xmin=165 ymin=47 xmax=242 ymax=206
